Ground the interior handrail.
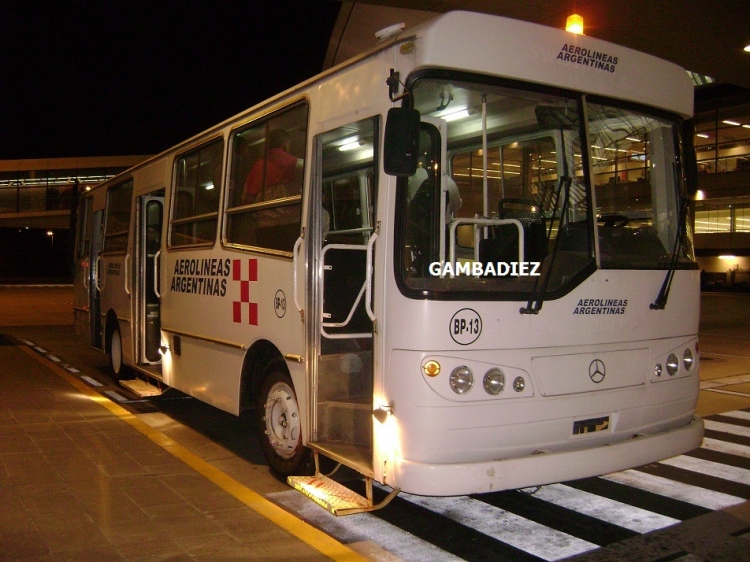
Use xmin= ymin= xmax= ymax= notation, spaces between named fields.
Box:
xmin=320 ymin=243 xmax=372 ymax=340
xmin=448 ymin=217 xmax=525 ymax=266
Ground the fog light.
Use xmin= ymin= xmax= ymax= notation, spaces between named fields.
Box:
xmin=483 ymin=368 xmax=505 ymax=395
xmin=683 ymin=348 xmax=694 ymax=370
xmin=654 ymin=363 xmax=662 ymax=377
xmin=666 ymin=353 xmax=679 ymax=376
xmin=449 ymin=366 xmax=474 ymax=394
xmin=513 ymin=376 xmax=526 ymax=392
xmin=423 ymin=360 xmax=441 ymax=377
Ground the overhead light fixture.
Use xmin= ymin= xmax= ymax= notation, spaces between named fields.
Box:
xmin=722 ymin=120 xmax=741 ymax=126
xmin=696 ymin=133 xmax=709 ymax=138
xmin=443 ymin=109 xmax=470 ymax=122
xmin=719 ymin=255 xmax=737 ymax=260
xmin=745 ymin=44 xmax=750 ymax=53
xmin=566 ymin=14 xmax=584 ymax=35
xmin=339 ymin=139 xmax=365 ymax=151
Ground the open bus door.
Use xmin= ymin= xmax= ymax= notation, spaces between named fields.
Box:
xmin=290 ymin=114 xmax=448 ymax=514
xmin=137 ymin=194 xmax=164 ymax=367
xmin=89 ymin=209 xmax=104 ymax=349
xmin=289 ymin=117 xmax=397 ymax=515
xmin=119 ymin=193 xmax=165 ymax=397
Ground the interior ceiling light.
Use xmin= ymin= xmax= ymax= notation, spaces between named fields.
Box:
xmin=339 ymin=140 xmax=365 ymax=151
xmin=722 ymin=120 xmax=741 ymax=126
xmin=745 ymin=44 xmax=750 ymax=52
xmin=443 ymin=109 xmax=470 ymax=122
xmin=566 ymin=14 xmax=584 ymax=35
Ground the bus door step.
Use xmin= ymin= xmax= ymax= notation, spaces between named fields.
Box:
xmin=287 ymin=474 xmax=399 ymax=516
xmin=119 ymin=377 xmax=164 ymax=397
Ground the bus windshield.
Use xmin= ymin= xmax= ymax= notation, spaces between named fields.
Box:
xmin=397 ymin=76 xmax=694 ymax=299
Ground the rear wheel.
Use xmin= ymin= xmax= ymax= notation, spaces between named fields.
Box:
xmin=108 ymin=325 xmax=126 ymax=380
xmin=256 ymin=363 xmax=312 ymax=476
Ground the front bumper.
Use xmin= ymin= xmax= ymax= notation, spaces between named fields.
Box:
xmin=388 ymin=415 xmax=703 ymax=496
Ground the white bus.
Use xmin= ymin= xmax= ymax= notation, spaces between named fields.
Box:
xmin=73 ymin=11 xmax=703 ymax=514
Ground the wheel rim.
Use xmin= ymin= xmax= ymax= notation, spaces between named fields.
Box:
xmin=111 ymin=330 xmax=122 ymax=374
xmin=263 ymin=381 xmax=301 ymax=460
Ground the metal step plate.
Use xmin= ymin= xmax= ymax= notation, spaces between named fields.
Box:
xmin=288 ymin=474 xmax=370 ymax=515
xmin=120 ymin=378 xmax=163 ymax=397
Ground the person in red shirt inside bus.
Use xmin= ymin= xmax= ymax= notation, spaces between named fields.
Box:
xmin=243 ymin=129 xmax=303 ymax=204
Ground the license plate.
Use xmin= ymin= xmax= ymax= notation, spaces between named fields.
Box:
xmin=572 ymin=416 xmax=610 ymax=435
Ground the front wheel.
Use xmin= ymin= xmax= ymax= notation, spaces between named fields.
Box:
xmin=256 ymin=363 xmax=312 ymax=476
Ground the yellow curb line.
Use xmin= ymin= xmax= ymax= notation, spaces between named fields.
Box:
xmin=19 ymin=344 xmax=368 ymax=562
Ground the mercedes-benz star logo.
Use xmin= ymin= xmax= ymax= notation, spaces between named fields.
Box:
xmin=589 ymin=359 xmax=606 ymax=383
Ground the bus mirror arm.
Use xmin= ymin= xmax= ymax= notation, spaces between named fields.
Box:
xmin=293 ymin=236 xmax=304 ymax=321
xmin=153 ymin=250 xmax=161 ymax=298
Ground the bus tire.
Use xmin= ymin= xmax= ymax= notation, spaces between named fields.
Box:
xmin=108 ymin=325 xmax=126 ymax=380
xmin=256 ymin=363 xmax=312 ymax=477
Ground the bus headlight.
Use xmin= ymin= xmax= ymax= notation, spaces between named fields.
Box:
xmin=683 ymin=348 xmax=694 ymax=370
xmin=449 ymin=366 xmax=474 ymax=394
xmin=513 ymin=376 xmax=526 ymax=392
xmin=666 ymin=353 xmax=679 ymax=376
xmin=483 ymin=368 xmax=505 ymax=395
xmin=654 ymin=363 xmax=662 ymax=378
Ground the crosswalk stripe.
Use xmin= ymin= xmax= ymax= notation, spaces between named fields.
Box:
xmin=269 ymin=490 xmax=464 ymax=562
xmin=399 ymin=492 xmax=599 ymax=561
xmin=702 ymin=436 xmax=750 ymax=459
xmin=704 ymin=419 xmax=750 ymax=438
xmin=720 ymin=410 xmax=750 ymax=422
xmin=660 ymin=455 xmax=750 ymax=485
xmin=601 ymin=469 xmax=745 ymax=510
xmin=476 ymin=488 xmax=638 ymax=547
xmin=521 ymin=483 xmax=678 ymax=534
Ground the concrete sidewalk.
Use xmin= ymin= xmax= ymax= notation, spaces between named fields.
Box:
xmin=0 ymin=335 xmax=342 ymax=561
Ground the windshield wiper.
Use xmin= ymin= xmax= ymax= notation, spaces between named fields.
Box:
xmin=650 ymin=191 xmax=688 ymax=310
xmin=520 ymin=176 xmax=572 ymax=315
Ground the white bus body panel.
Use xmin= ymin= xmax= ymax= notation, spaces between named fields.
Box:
xmin=160 ymin=251 xmax=304 ymax=415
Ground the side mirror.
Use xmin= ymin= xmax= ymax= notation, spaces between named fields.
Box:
xmin=682 ymin=119 xmax=699 ymax=196
xmin=384 ymin=107 xmax=420 ymax=176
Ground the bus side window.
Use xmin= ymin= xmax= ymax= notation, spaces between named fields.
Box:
xmin=225 ymin=102 xmax=308 ymax=253
xmin=104 ymin=179 xmax=133 ymax=253
xmin=170 ymin=139 xmax=223 ymax=247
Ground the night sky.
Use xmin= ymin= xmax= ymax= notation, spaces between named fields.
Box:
xmin=1 ymin=1 xmax=341 ymax=159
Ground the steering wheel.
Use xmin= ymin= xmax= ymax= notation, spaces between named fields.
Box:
xmin=598 ymin=214 xmax=630 ymax=228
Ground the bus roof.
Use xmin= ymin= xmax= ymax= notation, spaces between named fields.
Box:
xmin=409 ymin=11 xmax=693 ymax=117
xmin=88 ymin=10 xmax=694 ymax=189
